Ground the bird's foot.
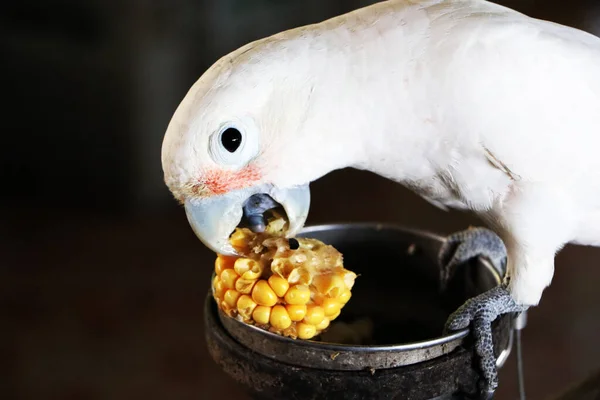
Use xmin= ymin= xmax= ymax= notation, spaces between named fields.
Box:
xmin=439 ymin=227 xmax=527 ymax=398
xmin=445 ymin=285 xmax=529 ymax=398
xmin=438 ymin=227 xmax=508 ymax=291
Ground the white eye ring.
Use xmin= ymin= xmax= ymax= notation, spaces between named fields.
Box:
xmin=209 ymin=121 xmax=259 ymax=169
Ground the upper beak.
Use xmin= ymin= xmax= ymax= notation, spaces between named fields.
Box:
xmin=184 ymin=184 xmax=310 ymax=255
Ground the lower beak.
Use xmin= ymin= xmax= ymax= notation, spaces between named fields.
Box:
xmin=184 ymin=184 xmax=310 ymax=256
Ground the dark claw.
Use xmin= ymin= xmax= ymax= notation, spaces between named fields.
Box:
xmin=439 ymin=227 xmax=526 ymax=398
xmin=438 ymin=227 xmax=507 ymax=291
xmin=445 ymin=285 xmax=529 ymax=397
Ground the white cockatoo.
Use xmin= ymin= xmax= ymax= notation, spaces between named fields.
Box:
xmin=161 ymin=0 xmax=600 ymax=396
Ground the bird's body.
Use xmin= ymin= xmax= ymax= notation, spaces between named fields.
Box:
xmin=293 ymin=0 xmax=600 ymax=306
xmin=162 ymin=0 xmax=600 ymax=392
xmin=164 ymin=0 xmax=600 ymax=304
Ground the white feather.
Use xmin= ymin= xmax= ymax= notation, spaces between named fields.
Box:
xmin=162 ymin=0 xmax=600 ymax=306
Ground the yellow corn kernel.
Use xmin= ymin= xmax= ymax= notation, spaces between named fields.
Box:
xmin=216 ymin=223 xmax=357 ymax=340
xmin=296 ymin=323 xmax=317 ymax=340
xmin=312 ymin=275 xmax=346 ymax=298
xmin=213 ymin=279 xmax=226 ymax=299
xmin=252 ymin=280 xmax=278 ymax=307
xmin=316 ymin=317 xmax=330 ymax=330
xmin=270 ymin=305 xmax=292 ymax=330
xmin=234 ymin=258 xmax=262 ymax=280
xmin=229 ymin=229 xmax=250 ymax=249
xmin=285 ymin=304 xmax=307 ymax=322
xmin=329 ymin=310 xmax=341 ymax=321
xmin=235 ymin=278 xmax=256 ymax=295
xmin=220 ymin=269 xmax=239 ymax=290
xmin=268 ymin=275 xmax=289 ymax=298
xmin=322 ymin=298 xmax=341 ymax=317
xmin=284 ymin=285 xmax=310 ymax=305
xmin=215 ymin=255 xmax=236 ymax=276
xmin=237 ymin=295 xmax=257 ymax=319
xmin=252 ymin=305 xmax=271 ymax=325
xmin=338 ymin=289 xmax=352 ymax=304
xmin=224 ymin=290 xmax=241 ymax=308
xmin=304 ymin=305 xmax=325 ymax=325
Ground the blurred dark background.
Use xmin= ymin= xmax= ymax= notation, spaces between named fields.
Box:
xmin=2 ymin=1 xmax=600 ymax=399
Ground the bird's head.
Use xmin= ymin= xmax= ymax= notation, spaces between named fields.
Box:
xmin=162 ymin=36 xmax=364 ymax=255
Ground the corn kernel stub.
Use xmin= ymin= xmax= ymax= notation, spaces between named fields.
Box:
xmin=282 ymin=325 xmax=298 ymax=340
xmin=284 ymin=285 xmax=310 ymax=305
xmin=264 ymin=214 xmax=287 ymax=234
xmin=224 ymin=290 xmax=241 ymax=309
xmin=252 ymin=280 xmax=278 ymax=307
xmin=288 ymin=267 xmax=311 ymax=285
xmin=212 ymin=275 xmax=220 ymax=294
xmin=252 ymin=305 xmax=271 ymax=325
xmin=271 ymin=258 xmax=294 ymax=279
xmin=312 ymin=293 xmax=326 ymax=306
xmin=235 ymin=278 xmax=256 ymax=295
xmin=270 ymin=305 xmax=292 ymax=330
xmin=342 ymin=271 xmax=357 ymax=291
xmin=312 ymin=275 xmax=346 ymax=298
xmin=268 ymin=275 xmax=289 ymax=298
xmin=237 ymin=295 xmax=257 ymax=320
xmin=220 ymin=301 xmax=233 ymax=316
xmin=220 ymin=269 xmax=239 ymax=290
xmin=233 ymin=258 xmax=252 ymax=274
xmin=234 ymin=258 xmax=262 ymax=280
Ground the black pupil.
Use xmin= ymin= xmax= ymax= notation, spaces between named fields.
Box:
xmin=288 ymin=238 xmax=300 ymax=250
xmin=221 ymin=128 xmax=242 ymax=153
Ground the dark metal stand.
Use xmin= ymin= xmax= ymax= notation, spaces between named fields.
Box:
xmin=205 ymin=296 xmax=513 ymax=400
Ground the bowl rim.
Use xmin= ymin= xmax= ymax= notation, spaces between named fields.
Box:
xmin=219 ymin=305 xmax=470 ymax=351
xmin=216 ymin=222 xmax=503 ymax=351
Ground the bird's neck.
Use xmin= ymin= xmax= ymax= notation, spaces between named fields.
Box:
xmin=302 ymin=10 xmax=442 ymax=185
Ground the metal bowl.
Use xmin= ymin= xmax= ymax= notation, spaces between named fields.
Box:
xmin=205 ymin=223 xmax=515 ymax=400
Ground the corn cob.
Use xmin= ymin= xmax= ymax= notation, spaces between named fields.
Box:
xmin=211 ymin=217 xmax=357 ymax=340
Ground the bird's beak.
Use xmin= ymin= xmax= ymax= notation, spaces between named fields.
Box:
xmin=184 ymin=184 xmax=310 ymax=256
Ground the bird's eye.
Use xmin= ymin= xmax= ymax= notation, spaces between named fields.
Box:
xmin=221 ymin=128 xmax=242 ymax=153
xmin=209 ymin=121 xmax=259 ymax=168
